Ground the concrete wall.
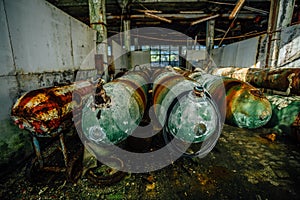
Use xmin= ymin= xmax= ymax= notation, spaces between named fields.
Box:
xmin=211 ymin=35 xmax=268 ymax=68
xmin=3 ymin=0 xmax=96 ymax=74
xmin=211 ymin=24 xmax=300 ymax=69
xmin=0 ymin=0 xmax=96 ymax=120
xmin=278 ymin=24 xmax=300 ymax=68
xmin=0 ymin=0 xmax=96 ymax=177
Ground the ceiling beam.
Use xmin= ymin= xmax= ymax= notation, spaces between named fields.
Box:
xmin=229 ymin=0 xmax=246 ymax=19
xmin=215 ymin=28 xmax=227 ymax=33
xmin=191 ymin=14 xmax=220 ymax=26
xmin=134 ymin=9 xmax=162 ymax=13
xmin=107 ymin=13 xmax=258 ymax=20
xmin=180 ymin=11 xmax=205 ymax=14
xmin=243 ymin=6 xmax=269 ymax=15
xmin=56 ymin=2 xmax=88 ymax=7
xmin=145 ymin=12 xmax=172 ymax=23
xmin=218 ymin=17 xmax=237 ymax=46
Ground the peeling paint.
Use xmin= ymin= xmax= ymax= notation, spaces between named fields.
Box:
xmin=278 ymin=24 xmax=300 ymax=67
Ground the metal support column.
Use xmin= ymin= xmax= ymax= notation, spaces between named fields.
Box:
xmin=267 ymin=0 xmax=295 ymax=68
xmin=88 ymin=0 xmax=108 ymax=79
xmin=206 ymin=19 xmax=215 ymax=56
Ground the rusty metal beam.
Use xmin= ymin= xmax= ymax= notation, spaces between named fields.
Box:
xmin=218 ymin=16 xmax=238 ymax=47
xmin=145 ymin=12 xmax=172 ymax=23
xmin=134 ymin=9 xmax=162 ymax=13
xmin=243 ymin=6 xmax=269 ymax=15
xmin=205 ymin=1 xmax=269 ymax=15
xmin=135 ymin=21 xmax=161 ymax=25
xmin=106 ymin=13 xmax=257 ymax=20
xmin=180 ymin=10 xmax=205 ymax=14
xmin=57 ymin=2 xmax=88 ymax=7
xmin=191 ymin=14 xmax=219 ymax=26
xmin=215 ymin=28 xmax=226 ymax=33
xmin=229 ymin=0 xmax=246 ymax=20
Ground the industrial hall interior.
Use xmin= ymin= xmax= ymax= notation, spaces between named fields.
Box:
xmin=1 ymin=0 xmax=300 ymax=199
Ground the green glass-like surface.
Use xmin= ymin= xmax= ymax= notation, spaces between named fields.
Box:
xmin=153 ymin=71 xmax=219 ymax=143
xmin=82 ymin=77 xmax=145 ymax=144
xmin=168 ymin=92 xmax=218 ymax=143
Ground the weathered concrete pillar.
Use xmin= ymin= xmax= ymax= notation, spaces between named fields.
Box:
xmin=267 ymin=0 xmax=295 ymax=68
xmin=123 ymin=19 xmax=131 ymax=52
xmin=88 ymin=0 xmax=108 ymax=78
xmin=206 ymin=19 xmax=215 ymax=55
xmin=123 ymin=19 xmax=131 ymax=69
xmin=134 ymin=37 xmax=139 ymax=51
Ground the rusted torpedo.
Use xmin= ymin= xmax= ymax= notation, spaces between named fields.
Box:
xmin=189 ymin=72 xmax=272 ymax=129
xmin=10 ymin=82 xmax=93 ymax=182
xmin=81 ymin=70 xmax=149 ymax=144
xmin=11 ymin=80 xmax=97 ymax=135
xmin=11 ymin=84 xmax=74 ymax=134
xmin=211 ymin=67 xmax=300 ymax=96
xmin=152 ymin=69 xmax=221 ymax=157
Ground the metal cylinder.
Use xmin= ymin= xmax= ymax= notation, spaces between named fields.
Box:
xmin=211 ymin=67 xmax=300 ymax=95
xmin=81 ymin=71 xmax=149 ymax=144
xmin=11 ymin=80 xmax=101 ymax=135
xmin=152 ymin=69 xmax=221 ymax=157
xmin=72 ymin=80 xmax=99 ymax=136
xmin=11 ymin=84 xmax=75 ymax=135
xmin=189 ymin=72 xmax=272 ymax=129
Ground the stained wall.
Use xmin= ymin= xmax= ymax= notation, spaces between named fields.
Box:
xmin=0 ymin=0 xmax=96 ymax=177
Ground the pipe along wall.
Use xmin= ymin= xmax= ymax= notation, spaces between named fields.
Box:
xmin=211 ymin=67 xmax=300 ymax=96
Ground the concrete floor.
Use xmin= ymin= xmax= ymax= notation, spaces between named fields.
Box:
xmin=0 ymin=124 xmax=299 ymax=199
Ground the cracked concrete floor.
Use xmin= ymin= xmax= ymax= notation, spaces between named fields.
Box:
xmin=0 ymin=124 xmax=299 ymax=200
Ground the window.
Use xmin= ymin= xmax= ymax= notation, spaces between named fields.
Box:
xmin=149 ymin=45 xmax=180 ymax=67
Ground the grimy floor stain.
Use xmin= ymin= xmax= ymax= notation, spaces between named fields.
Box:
xmin=0 ymin=124 xmax=299 ymax=200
